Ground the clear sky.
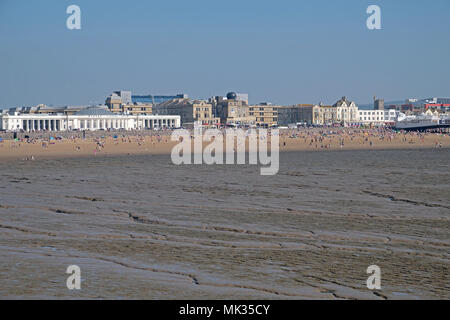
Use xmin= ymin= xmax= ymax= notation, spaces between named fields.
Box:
xmin=0 ymin=0 xmax=449 ymax=107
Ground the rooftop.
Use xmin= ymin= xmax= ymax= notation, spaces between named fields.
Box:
xmin=75 ymin=107 xmax=114 ymax=116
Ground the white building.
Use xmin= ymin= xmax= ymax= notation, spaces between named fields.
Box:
xmin=312 ymin=97 xmax=359 ymax=126
xmin=384 ymin=109 xmax=399 ymax=124
xmin=0 ymin=107 xmax=181 ymax=132
xmin=357 ymin=109 xmax=399 ymax=125
xmin=332 ymin=97 xmax=359 ymax=125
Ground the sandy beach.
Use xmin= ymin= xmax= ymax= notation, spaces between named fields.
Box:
xmin=0 ymin=128 xmax=449 ymax=162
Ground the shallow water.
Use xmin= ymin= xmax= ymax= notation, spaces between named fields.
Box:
xmin=0 ymin=149 xmax=449 ymax=299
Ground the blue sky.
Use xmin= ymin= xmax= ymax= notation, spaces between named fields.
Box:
xmin=0 ymin=0 xmax=449 ymax=107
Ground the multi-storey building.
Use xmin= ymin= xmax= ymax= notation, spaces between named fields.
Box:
xmin=312 ymin=97 xmax=359 ymax=125
xmin=105 ymin=92 xmax=152 ymax=115
xmin=332 ymin=96 xmax=359 ymax=125
xmin=357 ymin=109 xmax=399 ymax=125
xmin=105 ymin=92 xmax=125 ymax=112
xmin=389 ymin=98 xmax=450 ymax=115
xmin=357 ymin=110 xmax=386 ymax=125
xmin=119 ymin=103 xmax=153 ymax=115
xmin=250 ymin=104 xmax=278 ymax=127
xmin=210 ymin=94 xmax=255 ymax=126
xmin=424 ymin=103 xmax=450 ymax=113
xmin=114 ymin=91 xmax=132 ymax=104
xmin=249 ymin=103 xmax=278 ymax=127
xmin=277 ymin=104 xmax=314 ymax=126
xmin=132 ymin=94 xmax=188 ymax=104
xmin=153 ymin=98 xmax=219 ymax=126
xmin=374 ymin=99 xmax=384 ymax=110
xmin=312 ymin=105 xmax=335 ymax=125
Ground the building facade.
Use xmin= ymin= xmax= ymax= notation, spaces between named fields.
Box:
xmin=115 ymin=91 xmax=132 ymax=104
xmin=249 ymin=103 xmax=279 ymax=127
xmin=0 ymin=107 xmax=180 ymax=132
xmin=153 ymin=98 xmax=219 ymax=126
xmin=312 ymin=97 xmax=359 ymax=125
xmin=105 ymin=92 xmax=153 ymax=115
xmin=425 ymin=103 xmax=450 ymax=113
xmin=357 ymin=109 xmax=399 ymax=125
xmin=213 ymin=98 xmax=254 ymax=126
xmin=374 ymin=99 xmax=384 ymax=110
xmin=132 ymin=94 xmax=188 ymax=105
xmin=277 ymin=104 xmax=314 ymax=126
xmin=312 ymin=105 xmax=335 ymax=125
xmin=210 ymin=93 xmax=256 ymax=126
xmin=119 ymin=103 xmax=153 ymax=115
xmin=5 ymin=104 xmax=84 ymax=115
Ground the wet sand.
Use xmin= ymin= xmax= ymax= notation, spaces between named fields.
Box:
xmin=0 ymin=149 xmax=449 ymax=299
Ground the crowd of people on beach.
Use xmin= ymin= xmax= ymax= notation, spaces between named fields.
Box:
xmin=273 ymin=127 xmax=448 ymax=150
xmin=0 ymin=126 xmax=448 ymax=161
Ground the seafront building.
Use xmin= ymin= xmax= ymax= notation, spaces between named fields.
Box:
xmin=105 ymin=91 xmax=221 ymax=126
xmin=384 ymin=98 xmax=450 ymax=115
xmin=277 ymin=104 xmax=315 ymax=126
xmin=209 ymin=92 xmax=278 ymax=127
xmin=277 ymin=97 xmax=399 ymax=127
xmin=249 ymin=103 xmax=279 ymax=127
xmin=4 ymin=104 xmax=84 ymax=115
xmin=104 ymin=91 xmax=402 ymax=127
xmin=153 ymin=98 xmax=220 ymax=126
xmin=211 ymin=93 xmax=254 ymax=126
xmin=105 ymin=92 xmax=153 ymax=115
xmin=311 ymin=97 xmax=359 ymax=126
xmin=3 ymin=92 xmax=440 ymax=132
xmin=0 ymin=106 xmax=180 ymax=132
xmin=357 ymin=109 xmax=399 ymax=125
xmin=374 ymin=98 xmax=385 ymax=110
xmin=326 ymin=96 xmax=359 ymax=125
xmin=105 ymin=91 xmax=189 ymax=116
xmin=132 ymin=93 xmax=188 ymax=104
